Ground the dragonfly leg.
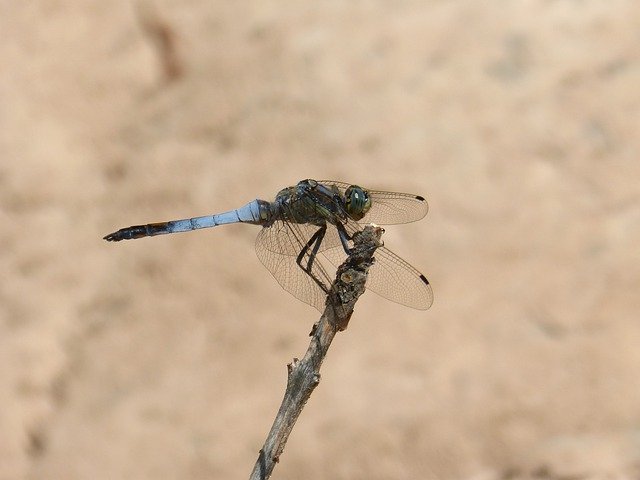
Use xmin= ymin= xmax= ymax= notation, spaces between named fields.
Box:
xmin=336 ymin=222 xmax=352 ymax=255
xmin=296 ymin=225 xmax=329 ymax=293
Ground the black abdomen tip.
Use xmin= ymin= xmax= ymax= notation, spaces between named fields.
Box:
xmin=103 ymin=225 xmax=146 ymax=241
xmin=103 ymin=230 xmax=127 ymax=241
xmin=103 ymin=223 xmax=169 ymax=241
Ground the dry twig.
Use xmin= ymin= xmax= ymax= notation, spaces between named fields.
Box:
xmin=249 ymin=225 xmax=384 ymax=480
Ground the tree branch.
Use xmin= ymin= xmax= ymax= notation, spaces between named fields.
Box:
xmin=249 ymin=225 xmax=384 ymax=480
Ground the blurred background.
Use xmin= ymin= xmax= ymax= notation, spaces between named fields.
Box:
xmin=1 ymin=1 xmax=639 ymax=479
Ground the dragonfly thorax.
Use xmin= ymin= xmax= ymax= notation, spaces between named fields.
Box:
xmin=273 ymin=180 xmax=349 ymax=227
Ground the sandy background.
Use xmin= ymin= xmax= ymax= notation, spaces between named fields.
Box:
xmin=2 ymin=1 xmax=640 ymax=479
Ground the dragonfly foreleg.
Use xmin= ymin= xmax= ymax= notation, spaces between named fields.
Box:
xmin=336 ymin=222 xmax=352 ymax=255
xmin=296 ymin=225 xmax=329 ymax=293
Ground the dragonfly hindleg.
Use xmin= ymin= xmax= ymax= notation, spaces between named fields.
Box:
xmin=296 ymin=224 xmax=329 ymax=293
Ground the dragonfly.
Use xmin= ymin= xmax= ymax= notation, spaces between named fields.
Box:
xmin=104 ymin=179 xmax=433 ymax=311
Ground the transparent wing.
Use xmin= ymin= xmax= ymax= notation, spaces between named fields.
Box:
xmin=318 ymin=180 xmax=429 ymax=225
xmin=255 ymin=220 xmax=334 ymax=311
xmin=320 ymin=219 xmax=433 ymax=310
xmin=366 ymin=246 xmax=433 ymax=310
xmin=258 ymin=220 xmax=343 ymax=255
xmin=322 ymin=244 xmax=433 ymax=310
xmin=364 ymin=189 xmax=429 ymax=225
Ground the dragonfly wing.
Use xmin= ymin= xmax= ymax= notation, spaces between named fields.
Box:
xmin=320 ymin=219 xmax=433 ymax=310
xmin=318 ymin=180 xmax=428 ymax=225
xmin=321 ymin=243 xmax=433 ymax=310
xmin=255 ymin=220 xmax=334 ymax=311
xmin=363 ymin=189 xmax=428 ymax=225
xmin=365 ymin=246 xmax=433 ymax=310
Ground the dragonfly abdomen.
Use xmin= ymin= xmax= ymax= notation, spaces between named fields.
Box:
xmin=103 ymin=199 xmax=270 ymax=242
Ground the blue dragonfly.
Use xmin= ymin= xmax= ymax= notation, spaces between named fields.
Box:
xmin=104 ymin=179 xmax=433 ymax=311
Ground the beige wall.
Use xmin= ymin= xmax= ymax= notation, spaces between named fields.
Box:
xmin=1 ymin=2 xmax=639 ymax=479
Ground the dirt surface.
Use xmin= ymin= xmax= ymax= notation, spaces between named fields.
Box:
xmin=2 ymin=2 xmax=639 ymax=479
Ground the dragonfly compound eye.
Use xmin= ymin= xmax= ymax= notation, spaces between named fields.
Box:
xmin=345 ymin=185 xmax=372 ymax=220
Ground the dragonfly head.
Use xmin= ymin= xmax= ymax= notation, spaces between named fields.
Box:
xmin=344 ymin=185 xmax=371 ymax=221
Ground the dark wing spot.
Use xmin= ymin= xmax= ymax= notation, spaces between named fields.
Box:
xmin=419 ymin=274 xmax=430 ymax=285
xmin=415 ymin=195 xmax=425 ymax=201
